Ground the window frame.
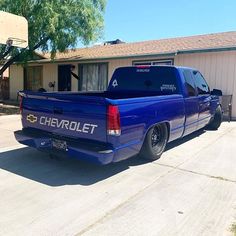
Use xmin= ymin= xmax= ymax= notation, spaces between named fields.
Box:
xmin=23 ymin=66 xmax=43 ymax=91
xmin=78 ymin=62 xmax=109 ymax=91
xmin=183 ymin=69 xmax=197 ymax=97
xmin=132 ymin=59 xmax=174 ymax=66
xmin=193 ymin=70 xmax=210 ymax=95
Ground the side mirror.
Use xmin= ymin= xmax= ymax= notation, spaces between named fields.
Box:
xmin=211 ymin=89 xmax=222 ymax=96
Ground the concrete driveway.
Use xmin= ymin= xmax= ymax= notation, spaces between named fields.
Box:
xmin=0 ymin=115 xmax=235 ymax=236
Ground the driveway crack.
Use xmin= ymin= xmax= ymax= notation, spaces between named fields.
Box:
xmin=156 ymin=163 xmax=236 ymax=184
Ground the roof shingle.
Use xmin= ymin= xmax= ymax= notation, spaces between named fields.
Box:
xmin=42 ymin=31 xmax=236 ymax=61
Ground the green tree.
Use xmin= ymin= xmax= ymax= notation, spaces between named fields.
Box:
xmin=0 ymin=0 xmax=106 ymax=74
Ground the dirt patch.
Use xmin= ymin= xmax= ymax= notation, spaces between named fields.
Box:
xmin=0 ymin=103 xmax=19 ymax=115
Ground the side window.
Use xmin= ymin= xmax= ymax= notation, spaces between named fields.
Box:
xmin=183 ymin=70 xmax=196 ymax=96
xmin=193 ymin=71 xmax=210 ymax=95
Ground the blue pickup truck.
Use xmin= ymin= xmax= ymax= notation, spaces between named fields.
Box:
xmin=15 ymin=66 xmax=222 ymax=165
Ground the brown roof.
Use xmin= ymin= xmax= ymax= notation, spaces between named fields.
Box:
xmin=42 ymin=31 xmax=236 ymax=62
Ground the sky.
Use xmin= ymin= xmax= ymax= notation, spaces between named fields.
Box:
xmin=102 ymin=0 xmax=236 ymax=43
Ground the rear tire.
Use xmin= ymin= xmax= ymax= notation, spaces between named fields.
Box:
xmin=140 ymin=123 xmax=168 ymax=161
xmin=208 ymin=105 xmax=223 ymax=130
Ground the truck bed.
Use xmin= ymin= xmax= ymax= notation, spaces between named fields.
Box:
xmin=22 ymin=90 xmax=176 ymax=100
xmin=17 ymin=89 xmax=185 ymax=164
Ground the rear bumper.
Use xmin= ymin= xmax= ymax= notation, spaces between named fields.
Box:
xmin=14 ymin=130 xmax=141 ymax=165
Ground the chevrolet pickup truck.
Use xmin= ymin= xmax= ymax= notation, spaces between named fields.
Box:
xmin=15 ymin=66 xmax=223 ymax=165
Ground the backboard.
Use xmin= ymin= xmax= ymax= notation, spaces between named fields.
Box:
xmin=0 ymin=11 xmax=28 ymax=48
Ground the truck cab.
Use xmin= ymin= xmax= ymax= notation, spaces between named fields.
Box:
xmin=179 ymin=67 xmax=220 ymax=136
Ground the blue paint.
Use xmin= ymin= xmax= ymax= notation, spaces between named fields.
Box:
xmin=15 ymin=66 xmax=220 ymax=165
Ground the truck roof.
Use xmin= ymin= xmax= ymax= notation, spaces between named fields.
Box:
xmin=119 ymin=65 xmax=197 ymax=71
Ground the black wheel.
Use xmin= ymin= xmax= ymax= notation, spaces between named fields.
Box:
xmin=208 ymin=105 xmax=223 ymax=130
xmin=140 ymin=123 xmax=168 ymax=161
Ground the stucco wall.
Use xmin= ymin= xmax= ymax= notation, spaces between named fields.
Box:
xmin=9 ymin=64 xmax=24 ymax=100
xmin=175 ymin=51 xmax=236 ymax=118
xmin=108 ymin=59 xmax=132 ymax=80
xmin=42 ymin=63 xmax=57 ymax=91
xmin=42 ymin=62 xmax=79 ymax=92
xmin=9 ymin=51 xmax=236 ymax=118
xmin=2 ymin=68 xmax=9 ymax=78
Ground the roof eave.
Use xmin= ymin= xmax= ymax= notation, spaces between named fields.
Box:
xmin=14 ymin=46 xmax=236 ymax=65
xmin=177 ymin=46 xmax=236 ymax=54
xmin=25 ymin=52 xmax=177 ymax=64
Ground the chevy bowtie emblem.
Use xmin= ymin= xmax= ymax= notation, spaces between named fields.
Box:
xmin=27 ymin=114 xmax=37 ymax=123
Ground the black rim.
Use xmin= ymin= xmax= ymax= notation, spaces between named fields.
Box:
xmin=151 ymin=125 xmax=166 ymax=154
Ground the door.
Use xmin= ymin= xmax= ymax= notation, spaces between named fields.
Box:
xmin=58 ymin=65 xmax=71 ymax=91
xmin=182 ymin=69 xmax=199 ymax=136
xmin=79 ymin=63 xmax=108 ymax=91
xmin=193 ymin=71 xmax=211 ymax=128
xmin=0 ymin=77 xmax=9 ymax=100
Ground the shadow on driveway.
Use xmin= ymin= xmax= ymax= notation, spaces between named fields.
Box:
xmin=0 ymin=129 xmax=207 ymax=187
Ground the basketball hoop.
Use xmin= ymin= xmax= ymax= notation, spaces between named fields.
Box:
xmin=6 ymin=37 xmax=27 ymax=48
xmin=0 ymin=11 xmax=28 ymax=48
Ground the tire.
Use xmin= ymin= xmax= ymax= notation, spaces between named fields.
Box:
xmin=140 ymin=123 xmax=168 ymax=161
xmin=208 ymin=105 xmax=223 ymax=130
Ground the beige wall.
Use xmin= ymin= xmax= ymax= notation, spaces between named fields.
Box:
xmin=42 ymin=63 xmax=57 ymax=91
xmin=107 ymin=56 xmax=173 ymax=81
xmin=42 ymin=62 xmax=79 ymax=92
xmin=76 ymin=58 xmax=133 ymax=83
xmin=9 ymin=64 xmax=24 ymax=100
xmin=108 ymin=58 xmax=132 ymax=80
xmin=9 ymin=51 xmax=236 ymax=118
xmin=175 ymin=51 xmax=236 ymax=118
xmin=3 ymin=68 xmax=9 ymax=78
xmin=76 ymin=56 xmax=172 ymax=82
xmin=9 ymin=56 xmax=170 ymax=99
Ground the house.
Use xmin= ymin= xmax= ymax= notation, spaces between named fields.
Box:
xmin=9 ymin=31 xmax=236 ymax=119
xmin=0 ymin=67 xmax=9 ymax=100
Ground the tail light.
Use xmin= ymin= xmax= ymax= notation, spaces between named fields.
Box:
xmin=136 ymin=65 xmax=151 ymax=69
xmin=107 ymin=105 xmax=121 ymax=136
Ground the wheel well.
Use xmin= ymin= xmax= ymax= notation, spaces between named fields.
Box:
xmin=144 ymin=122 xmax=170 ymax=143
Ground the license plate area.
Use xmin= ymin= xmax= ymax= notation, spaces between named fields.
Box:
xmin=52 ymin=139 xmax=67 ymax=151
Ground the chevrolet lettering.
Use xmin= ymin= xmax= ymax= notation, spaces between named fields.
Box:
xmin=15 ymin=66 xmax=223 ymax=165
xmin=39 ymin=116 xmax=98 ymax=134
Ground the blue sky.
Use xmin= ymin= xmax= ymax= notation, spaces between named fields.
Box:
xmin=102 ymin=0 xmax=236 ymax=43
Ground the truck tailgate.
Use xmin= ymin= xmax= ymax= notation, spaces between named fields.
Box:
xmin=20 ymin=92 xmax=107 ymax=143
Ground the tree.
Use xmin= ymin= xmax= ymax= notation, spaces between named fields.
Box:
xmin=0 ymin=0 xmax=106 ymax=75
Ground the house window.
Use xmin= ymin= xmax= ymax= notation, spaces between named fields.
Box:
xmin=24 ymin=66 xmax=43 ymax=90
xmin=79 ymin=63 xmax=108 ymax=91
xmin=133 ymin=59 xmax=173 ymax=66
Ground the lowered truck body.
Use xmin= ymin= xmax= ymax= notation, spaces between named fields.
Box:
xmin=15 ymin=66 xmax=222 ymax=164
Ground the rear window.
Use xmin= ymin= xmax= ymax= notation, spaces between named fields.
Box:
xmin=108 ymin=66 xmax=180 ymax=94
